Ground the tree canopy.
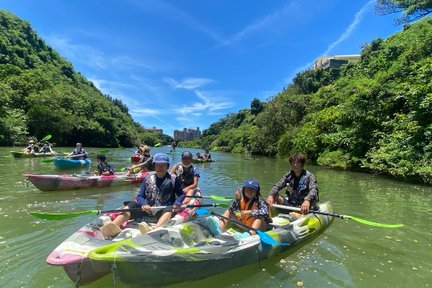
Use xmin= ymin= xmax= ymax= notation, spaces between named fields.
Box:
xmin=0 ymin=10 xmax=171 ymax=147
xmin=376 ymin=0 xmax=432 ymax=23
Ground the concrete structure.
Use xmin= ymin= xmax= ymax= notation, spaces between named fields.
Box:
xmin=313 ymin=54 xmax=360 ymax=70
xmin=144 ymin=126 xmax=163 ymax=134
xmin=174 ymin=127 xmax=201 ymax=141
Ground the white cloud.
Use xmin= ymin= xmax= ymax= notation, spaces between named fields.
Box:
xmin=283 ymin=0 xmax=373 ymax=85
xmin=322 ymin=0 xmax=374 ymax=56
xmin=174 ymin=90 xmax=234 ymax=115
xmin=46 ymin=35 xmax=158 ymax=72
xmin=164 ymin=77 xmax=216 ymax=90
xmin=130 ymin=108 xmax=161 ymax=116
xmin=220 ymin=0 xmax=302 ymax=47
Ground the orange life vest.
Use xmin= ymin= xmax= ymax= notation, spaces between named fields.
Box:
xmin=239 ymin=197 xmax=259 ymax=227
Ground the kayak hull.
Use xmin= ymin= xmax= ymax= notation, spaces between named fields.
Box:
xmin=10 ymin=151 xmax=56 ymax=158
xmin=46 ymin=199 xmax=201 ymax=284
xmin=23 ymin=172 xmax=148 ymax=191
xmin=53 ymin=158 xmax=91 ymax=169
xmin=88 ymin=202 xmax=333 ymax=286
xmin=192 ymin=158 xmax=214 ymax=163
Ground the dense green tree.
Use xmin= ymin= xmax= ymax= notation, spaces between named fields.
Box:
xmin=250 ymin=98 xmax=264 ymax=116
xmin=0 ymin=10 xmax=170 ymax=147
xmin=200 ymin=17 xmax=432 ymax=183
xmin=376 ymin=0 xmax=432 ymax=23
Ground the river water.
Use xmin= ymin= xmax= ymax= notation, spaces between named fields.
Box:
xmin=0 ymin=147 xmax=430 ymax=288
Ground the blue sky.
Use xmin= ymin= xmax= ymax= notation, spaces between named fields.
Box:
xmin=1 ymin=0 xmax=403 ymax=137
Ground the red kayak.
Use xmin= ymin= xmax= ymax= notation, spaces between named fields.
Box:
xmin=23 ymin=172 xmax=148 ymax=191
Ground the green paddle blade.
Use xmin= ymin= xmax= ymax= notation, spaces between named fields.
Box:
xmin=209 ymin=195 xmax=233 ymax=202
xmin=214 ymin=203 xmax=230 ymax=208
xmin=154 ymin=142 xmax=162 ymax=147
xmin=42 ymin=157 xmax=57 ymax=163
xmin=345 ymin=215 xmax=404 ymax=228
xmin=99 ymin=149 xmax=110 ymax=154
xmin=30 ymin=210 xmax=98 ymax=220
xmin=40 ymin=134 xmax=52 ymax=142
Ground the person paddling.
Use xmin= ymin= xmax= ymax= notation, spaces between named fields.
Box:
xmin=266 ymin=153 xmax=319 ymax=215
xmin=66 ymin=143 xmax=88 ymax=160
xmin=170 ymin=151 xmax=201 ymax=204
xmin=23 ymin=139 xmax=38 ymax=154
xmin=39 ymin=141 xmax=56 ymax=154
xmin=205 ymin=178 xmax=270 ymax=240
xmin=93 ymin=154 xmax=115 ymax=176
xmin=128 ymin=145 xmax=154 ymax=174
xmin=101 ymin=153 xmax=185 ymax=238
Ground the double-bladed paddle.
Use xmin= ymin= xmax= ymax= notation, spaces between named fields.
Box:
xmin=273 ymin=204 xmax=404 ymax=228
xmin=185 ymin=195 xmax=233 ymax=202
xmin=40 ymin=134 xmax=52 ymax=142
xmin=195 ymin=208 xmax=289 ymax=246
xmin=30 ymin=203 xmax=229 ymax=221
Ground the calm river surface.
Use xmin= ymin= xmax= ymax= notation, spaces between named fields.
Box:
xmin=0 ymin=147 xmax=431 ymax=288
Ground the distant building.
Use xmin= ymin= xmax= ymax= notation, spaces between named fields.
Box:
xmin=313 ymin=54 xmax=360 ymax=70
xmin=174 ymin=127 xmax=201 ymax=141
xmin=144 ymin=126 xmax=163 ymax=134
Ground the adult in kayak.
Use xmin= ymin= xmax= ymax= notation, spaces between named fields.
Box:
xmin=170 ymin=151 xmax=201 ymax=204
xmin=22 ymin=139 xmax=38 ymax=154
xmin=206 ymin=178 xmax=270 ymax=239
xmin=66 ymin=143 xmax=89 ymax=160
xmin=39 ymin=141 xmax=56 ymax=154
xmin=128 ymin=145 xmax=154 ymax=174
xmin=102 ymin=153 xmax=185 ymax=237
xmin=266 ymin=153 xmax=319 ymax=215
xmin=203 ymin=149 xmax=212 ymax=160
xmin=93 ymin=154 xmax=115 ymax=176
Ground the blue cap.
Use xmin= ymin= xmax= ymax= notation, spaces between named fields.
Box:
xmin=153 ymin=153 xmax=169 ymax=164
xmin=242 ymin=178 xmax=260 ymax=191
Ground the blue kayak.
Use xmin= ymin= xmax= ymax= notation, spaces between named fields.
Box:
xmin=54 ymin=158 xmax=91 ymax=169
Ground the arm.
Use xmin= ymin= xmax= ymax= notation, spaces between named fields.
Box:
xmin=249 ymin=199 xmax=270 ymax=218
xmin=266 ymin=173 xmax=289 ymax=206
xmin=173 ymin=177 xmax=185 ymax=205
xmin=136 ymin=181 xmax=149 ymax=206
xmin=300 ymin=172 xmax=319 ymax=214
xmin=169 ymin=163 xmax=178 ymax=175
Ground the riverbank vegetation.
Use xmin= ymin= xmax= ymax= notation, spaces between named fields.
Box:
xmin=198 ymin=17 xmax=432 ymax=183
xmin=0 ymin=11 xmax=171 ymax=147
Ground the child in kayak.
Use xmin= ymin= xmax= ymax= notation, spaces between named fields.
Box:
xmin=94 ymin=154 xmax=115 ymax=176
xmin=170 ymin=151 xmax=201 ymax=204
xmin=206 ymin=178 xmax=270 ymax=240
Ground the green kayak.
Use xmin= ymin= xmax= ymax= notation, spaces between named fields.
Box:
xmin=11 ymin=151 xmax=56 ymax=158
xmin=88 ymin=202 xmax=333 ymax=286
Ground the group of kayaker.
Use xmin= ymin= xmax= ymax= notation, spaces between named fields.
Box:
xmin=195 ymin=149 xmax=212 ymax=161
xmin=101 ymin=151 xmax=319 ymax=240
xmin=22 ymin=139 xmax=56 ymax=154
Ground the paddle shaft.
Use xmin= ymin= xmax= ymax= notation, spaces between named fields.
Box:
xmin=273 ymin=204 xmax=345 ymax=219
xmin=185 ymin=195 xmax=233 ymax=200
xmin=210 ymin=211 xmax=256 ymax=232
xmin=99 ymin=203 xmax=222 ymax=214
